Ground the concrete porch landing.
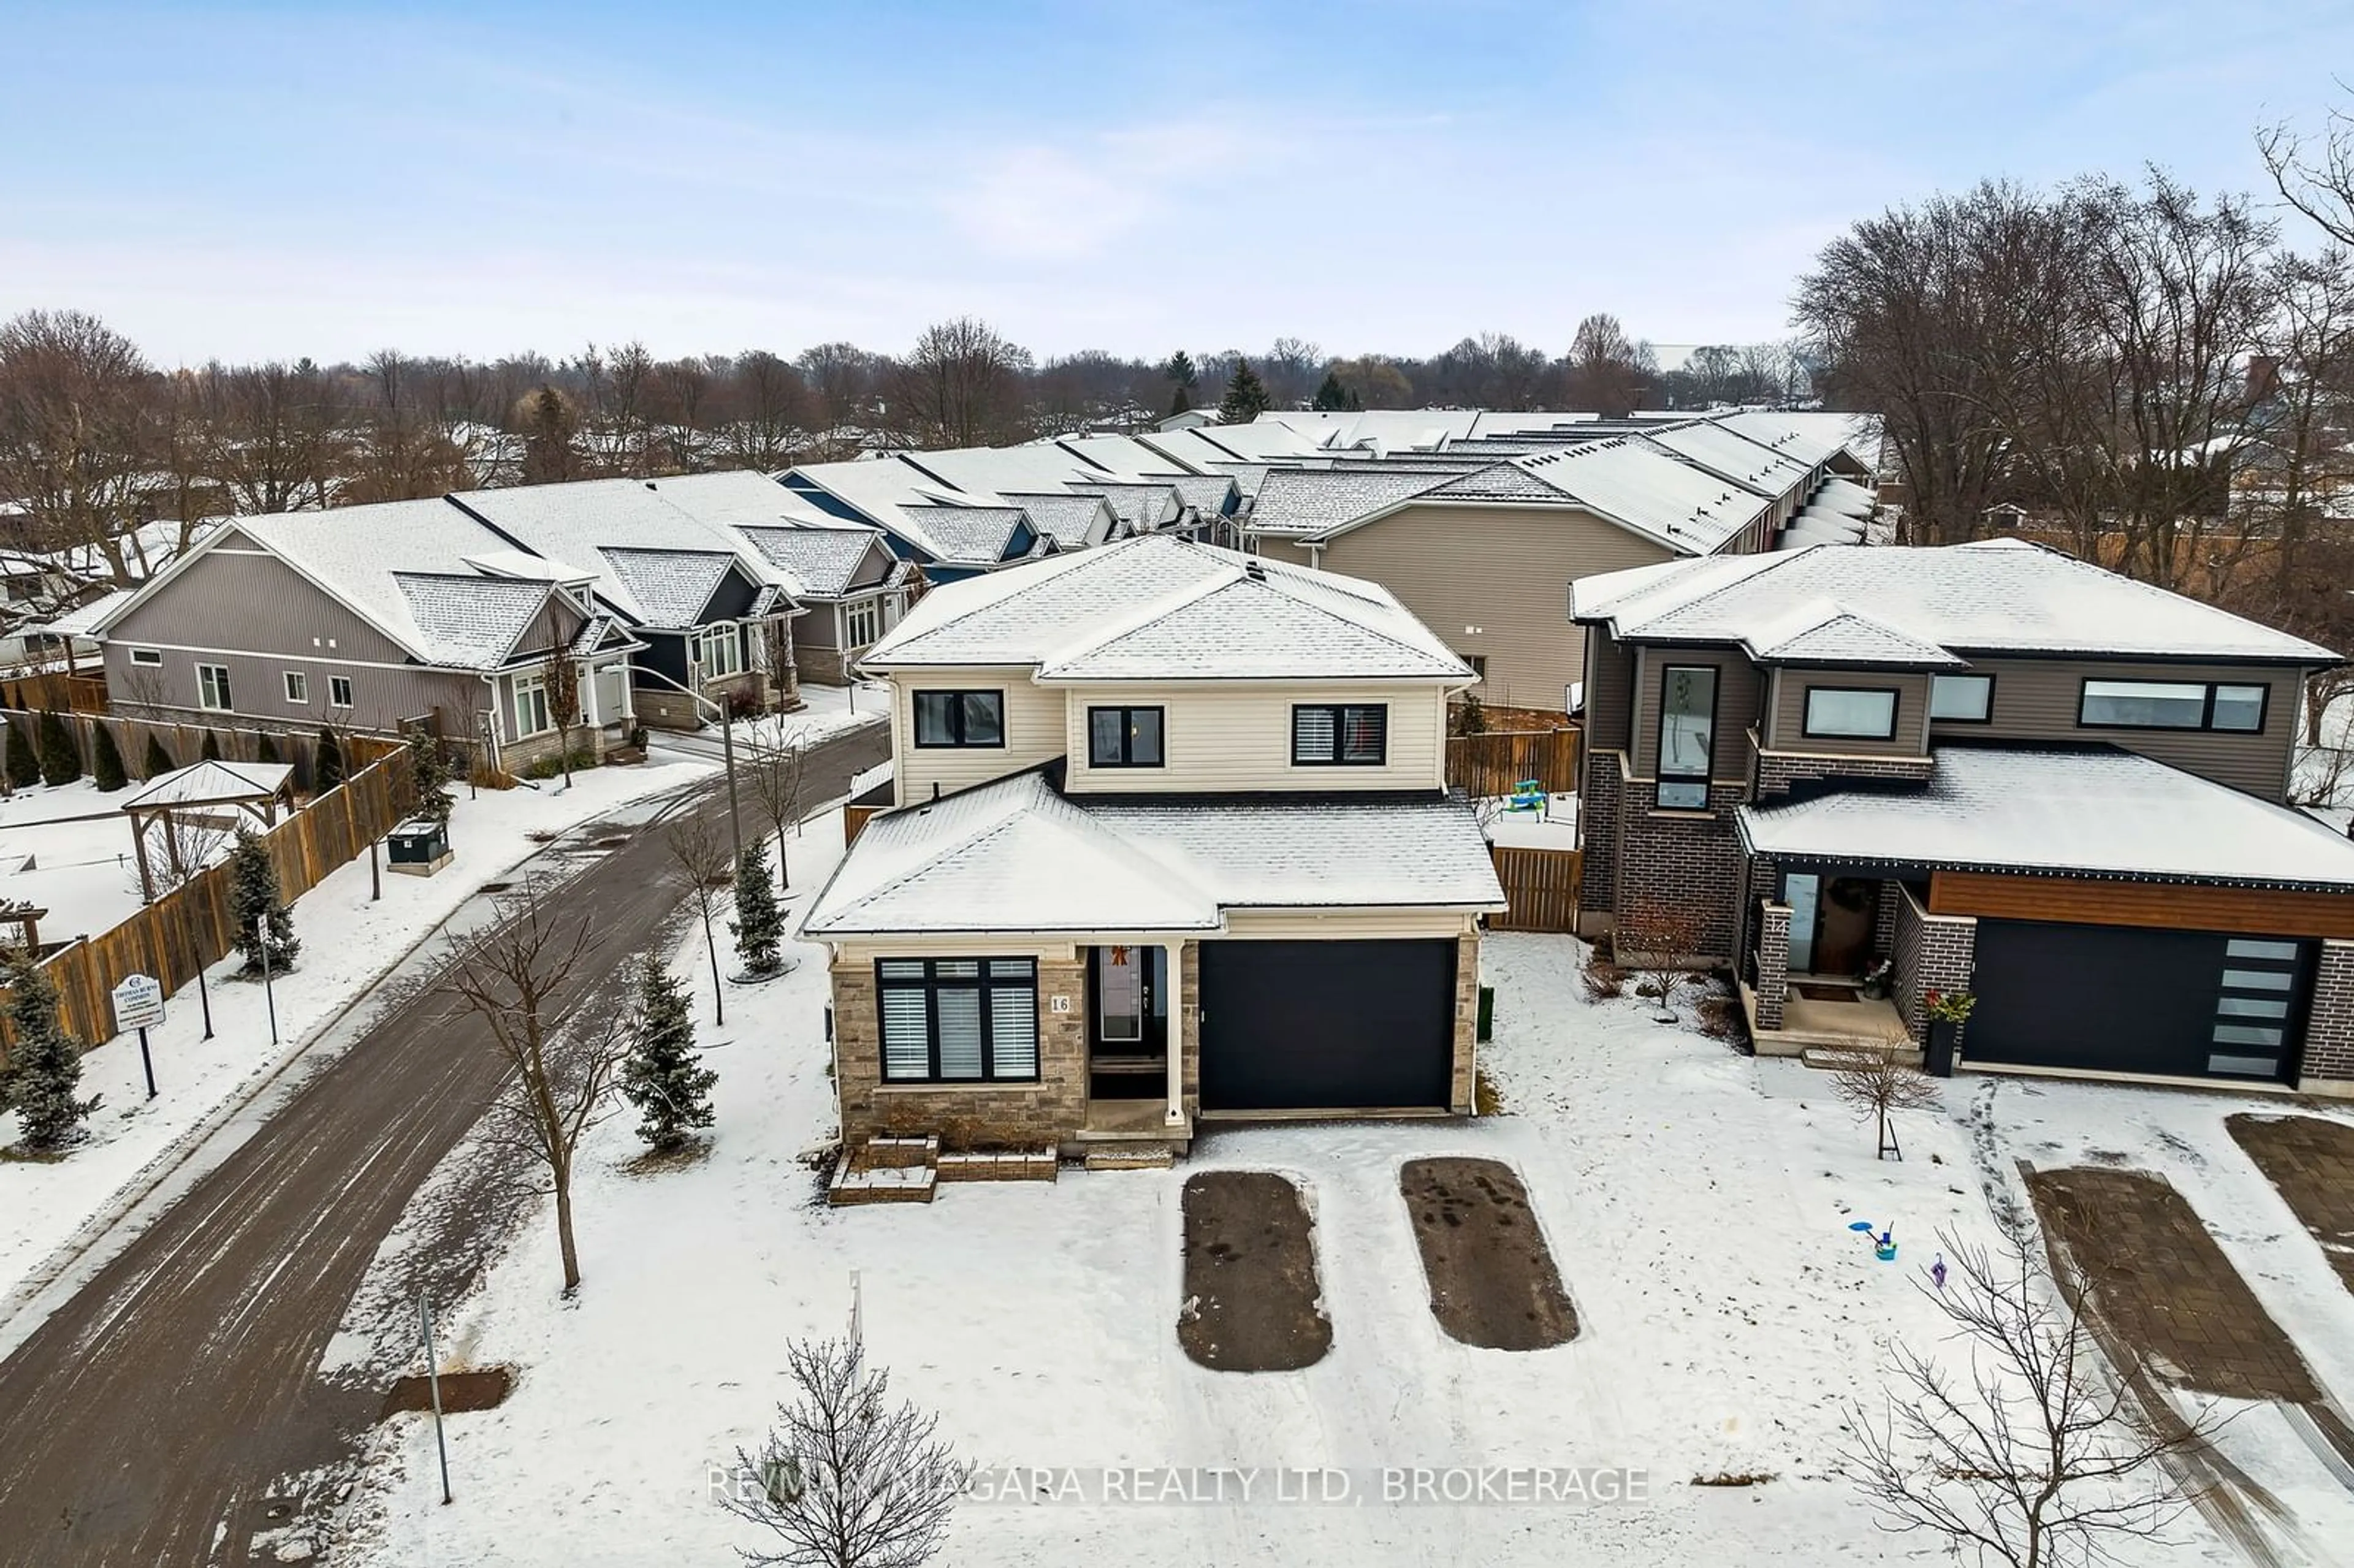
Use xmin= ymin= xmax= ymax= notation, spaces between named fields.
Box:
xmin=1739 ymin=982 xmax=1918 ymax=1060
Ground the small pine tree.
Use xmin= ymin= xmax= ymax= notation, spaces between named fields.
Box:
xmin=142 ymin=733 xmax=174 ymax=778
xmin=1 ymin=954 xmax=101 ymax=1151
xmin=620 ymin=959 xmax=714 ymax=1152
xmin=313 ymin=727 xmax=346 ymax=794
xmin=200 ymin=729 xmax=222 ymax=762
xmin=254 ymin=731 xmax=281 ymax=764
xmin=409 ymin=732 xmax=454 ymax=828
xmin=1312 ymin=370 xmax=1353 ymax=411
xmin=37 ymin=709 xmax=79 ymax=787
xmin=1454 ymin=693 xmax=1488 ymax=736
xmin=4 ymin=718 xmax=38 ymax=791
xmin=1219 ymin=359 xmax=1274 ymax=423
xmin=227 ymin=826 xmax=300 ymax=975
xmin=730 ymin=842 xmax=785 ymax=976
xmin=91 ymin=724 xmax=128 ymax=792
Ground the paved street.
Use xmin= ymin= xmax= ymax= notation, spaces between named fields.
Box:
xmin=0 ymin=723 xmax=887 ymax=1568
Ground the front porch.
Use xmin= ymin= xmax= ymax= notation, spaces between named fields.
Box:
xmin=1738 ymin=977 xmax=1917 ymax=1060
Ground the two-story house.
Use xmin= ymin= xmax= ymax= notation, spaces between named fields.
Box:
xmin=800 ymin=534 xmax=1505 ymax=1157
xmin=1571 ymin=538 xmax=2354 ymax=1096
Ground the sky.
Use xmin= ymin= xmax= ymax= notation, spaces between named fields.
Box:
xmin=3 ymin=0 xmax=2352 ymax=368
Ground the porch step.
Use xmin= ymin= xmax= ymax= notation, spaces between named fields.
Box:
xmin=937 ymin=1149 xmax=1059 ymax=1184
xmin=1083 ymin=1143 xmax=1178 ymax=1171
xmin=1800 ymin=1045 xmax=1917 ymax=1071
xmin=828 ymin=1154 xmax=937 ymax=1205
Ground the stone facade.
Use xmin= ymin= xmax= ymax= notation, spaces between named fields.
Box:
xmin=1753 ymin=902 xmax=1791 ymax=1029
xmin=2298 ymin=939 xmax=2354 ymax=1094
xmin=637 ymin=670 xmax=770 ymax=732
xmin=1450 ymin=932 xmax=1480 ymax=1114
xmin=1891 ymin=885 xmax=1977 ymax=1046
xmin=831 ymin=953 xmax=1091 ymax=1150
xmin=799 ymin=645 xmax=856 ymax=687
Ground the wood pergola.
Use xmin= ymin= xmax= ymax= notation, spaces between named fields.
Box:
xmin=0 ymin=897 xmax=45 ymax=957
xmin=120 ymin=759 xmax=297 ymax=902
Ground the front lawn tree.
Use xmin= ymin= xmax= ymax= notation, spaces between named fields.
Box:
xmin=441 ymin=881 xmax=627 ymax=1295
xmin=1829 ymin=1050 xmax=1941 ymax=1160
xmin=731 ymin=842 xmax=786 ymax=978
xmin=721 ymin=1338 xmax=971 ymax=1568
xmin=1844 ymin=1222 xmax=2225 ymax=1568
xmin=0 ymin=951 xmax=101 ymax=1151
xmin=742 ymin=734 xmax=810 ymax=892
xmin=541 ymin=648 xmax=582 ymax=785
xmin=227 ymin=825 xmax=299 ymax=975
xmin=1615 ymin=899 xmax=1708 ymax=1021
xmin=620 ymin=958 xmax=715 ymax=1153
xmin=666 ymin=812 xmax=734 ymax=1026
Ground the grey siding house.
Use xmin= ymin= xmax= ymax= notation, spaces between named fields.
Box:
xmin=87 ymin=499 xmax=642 ymax=774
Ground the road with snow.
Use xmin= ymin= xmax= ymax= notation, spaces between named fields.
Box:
xmin=0 ymin=722 xmax=888 ymax=1568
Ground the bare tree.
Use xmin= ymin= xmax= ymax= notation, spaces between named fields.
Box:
xmin=742 ymin=733 xmax=811 ymax=893
xmin=2260 ymin=91 xmax=2354 ymax=248
xmin=439 ymin=880 xmax=627 ymax=1295
xmin=0 ymin=310 xmax=156 ymax=584
xmin=1844 ymin=1222 xmax=2225 ymax=1568
xmin=666 ymin=812 xmax=734 ymax=1026
xmin=722 ymin=349 xmax=812 ymax=470
xmin=1828 ymin=1050 xmax=1942 ymax=1160
xmin=1613 ymin=899 xmax=1708 ymax=1021
xmin=720 ymin=1338 xmax=970 ymax=1568
xmin=541 ymin=646 xmax=583 ymax=786
xmin=891 ymin=318 xmax=1034 ymax=448
xmin=1563 ymin=313 xmax=1653 ymax=417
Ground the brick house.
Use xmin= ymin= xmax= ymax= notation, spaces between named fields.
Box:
xmin=1572 ymin=538 xmax=2354 ymax=1096
xmin=801 ymin=534 xmax=1506 ymax=1159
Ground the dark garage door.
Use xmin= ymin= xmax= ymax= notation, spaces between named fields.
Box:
xmin=1968 ymin=920 xmax=2313 ymax=1083
xmin=1197 ymin=939 xmax=1457 ymax=1112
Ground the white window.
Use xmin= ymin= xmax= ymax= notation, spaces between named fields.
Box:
xmin=694 ymin=624 xmax=743 ymax=680
xmin=283 ymin=670 xmax=309 ymax=704
xmin=329 ymin=676 xmax=354 ymax=708
xmin=844 ymin=596 xmax=882 ymax=649
xmin=514 ymin=672 xmax=552 ymax=737
xmin=128 ymin=647 xmax=162 ymax=667
xmin=197 ymin=663 xmax=233 ymax=712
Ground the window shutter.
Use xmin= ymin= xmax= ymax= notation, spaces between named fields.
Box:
xmin=989 ymin=986 xmax=1037 ymax=1076
xmin=880 ymin=990 xmax=930 ymax=1079
xmin=935 ymin=990 xmax=984 ymax=1078
xmin=1293 ymin=706 xmax=1335 ymax=762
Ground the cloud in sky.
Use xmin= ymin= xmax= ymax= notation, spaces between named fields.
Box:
xmin=2 ymin=0 xmax=2350 ymax=366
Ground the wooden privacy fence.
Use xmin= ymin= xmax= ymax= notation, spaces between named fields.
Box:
xmin=0 ymin=671 xmax=109 ymax=714
xmin=1488 ymin=845 xmax=1582 ymax=934
xmin=0 ymin=708 xmax=402 ymax=794
xmin=1 ymin=747 xmax=417 ymax=1053
xmin=1448 ymin=727 xmax=1579 ymax=799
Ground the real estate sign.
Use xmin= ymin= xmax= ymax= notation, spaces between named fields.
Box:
xmin=110 ymin=972 xmax=166 ymax=1032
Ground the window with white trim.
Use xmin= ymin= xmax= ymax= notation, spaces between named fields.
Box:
xmin=875 ymin=958 xmax=1038 ymax=1082
xmin=329 ymin=676 xmax=354 ymax=708
xmin=128 ymin=647 xmax=162 ymax=667
xmin=693 ymin=623 xmax=744 ymax=679
xmin=843 ymin=596 xmax=882 ymax=649
xmin=197 ymin=663 xmax=233 ymax=712
xmin=514 ymin=672 xmax=553 ymax=737
xmin=283 ymin=670 xmax=309 ymax=704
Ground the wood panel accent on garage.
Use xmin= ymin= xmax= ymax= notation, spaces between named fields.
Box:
xmin=1928 ymin=869 xmax=2354 ymax=938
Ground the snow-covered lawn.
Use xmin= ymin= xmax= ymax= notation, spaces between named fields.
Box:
xmin=1483 ymin=791 xmax=1577 ymax=849
xmin=333 ymin=829 xmax=2354 ymax=1566
xmin=0 ymin=775 xmax=176 ymax=946
xmin=0 ymin=758 xmax=713 ymax=1342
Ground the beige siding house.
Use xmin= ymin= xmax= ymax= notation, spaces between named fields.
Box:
xmin=802 ymin=535 xmax=1505 ymax=1172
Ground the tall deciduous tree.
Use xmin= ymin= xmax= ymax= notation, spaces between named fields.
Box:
xmin=893 ymin=318 xmax=1033 ymax=448
xmin=0 ymin=310 xmax=154 ymax=584
xmin=1563 ymin=313 xmax=1653 ymax=417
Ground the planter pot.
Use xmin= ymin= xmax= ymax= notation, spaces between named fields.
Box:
xmin=1924 ymin=1018 xmax=1959 ymax=1078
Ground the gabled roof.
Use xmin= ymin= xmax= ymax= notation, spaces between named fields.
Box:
xmin=1743 ymin=601 xmax=1966 ymax=669
xmin=1243 ymin=467 xmax=1469 ymax=536
xmin=901 ymin=504 xmax=1038 ymax=566
xmin=1574 ymin=539 xmax=2340 ymax=664
xmin=734 ymin=524 xmax=886 ymax=599
xmin=121 ymin=759 xmax=294 ymax=812
xmin=595 ymin=548 xmax=739 ymax=630
xmin=998 ymin=492 xmax=1119 ymax=549
xmin=801 ymin=768 xmax=1504 ymax=937
xmin=393 ymin=572 xmax=560 ymax=666
xmin=1739 ymin=745 xmax=2354 ymax=891
xmin=1637 ymin=421 xmax=1815 ymax=496
xmin=859 ymin=532 xmax=1471 ymax=683
xmin=1508 ymin=439 xmax=1773 ymax=554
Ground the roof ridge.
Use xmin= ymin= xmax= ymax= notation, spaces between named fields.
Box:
xmin=1034 ymin=560 xmax=1244 ymax=674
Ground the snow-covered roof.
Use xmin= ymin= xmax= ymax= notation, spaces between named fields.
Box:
xmin=1739 ymin=745 xmax=2354 ymax=891
xmin=448 ymin=479 xmax=793 ymax=625
xmin=1637 ymin=422 xmax=1815 ymax=496
xmin=1715 ymin=411 xmax=1881 ymax=474
xmin=1510 ymin=439 xmax=1775 ymax=554
xmin=802 ymin=769 xmax=1503 ymax=937
xmin=783 ymin=461 xmax=1015 ymax=563
xmin=394 ymin=573 xmax=558 ymax=665
xmin=595 ymin=548 xmax=737 ymax=630
xmin=1575 ymin=539 xmax=2339 ymax=664
xmin=734 ymin=524 xmax=885 ymax=599
xmin=1744 ymin=600 xmax=1965 ymax=668
xmin=121 ymin=759 xmax=294 ymax=812
xmin=859 ymin=533 xmax=1471 ymax=683
xmin=999 ymin=492 xmax=1119 ymax=550
xmin=1244 ymin=468 xmax=1467 ymax=536
xmin=902 ymin=505 xmax=1037 ymax=566
xmin=36 ymin=588 xmax=132 ymax=639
